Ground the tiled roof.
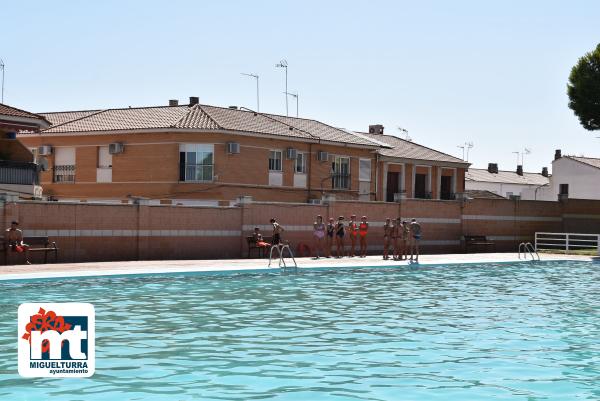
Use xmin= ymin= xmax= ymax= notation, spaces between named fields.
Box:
xmin=0 ymin=103 xmax=49 ymax=124
xmin=464 ymin=189 xmax=506 ymax=200
xmin=33 ymin=104 xmax=379 ymax=147
xmin=359 ymin=132 xmax=468 ymax=165
xmin=466 ymin=168 xmax=549 ymax=186
xmin=566 ymin=156 xmax=600 ymax=170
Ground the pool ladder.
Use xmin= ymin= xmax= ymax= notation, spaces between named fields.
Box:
xmin=268 ymin=242 xmax=298 ymax=270
xmin=518 ymin=242 xmax=540 ymax=261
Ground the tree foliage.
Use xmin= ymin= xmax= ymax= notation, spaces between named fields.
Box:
xmin=567 ymin=43 xmax=600 ymax=131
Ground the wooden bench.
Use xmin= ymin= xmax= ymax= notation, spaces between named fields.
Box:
xmin=246 ymin=236 xmax=272 ymax=258
xmin=0 ymin=236 xmax=59 ymax=264
xmin=464 ymin=235 xmax=495 ymax=253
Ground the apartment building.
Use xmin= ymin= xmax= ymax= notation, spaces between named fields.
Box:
xmin=0 ymin=103 xmax=49 ymax=198
xmin=17 ymin=98 xmax=469 ymax=204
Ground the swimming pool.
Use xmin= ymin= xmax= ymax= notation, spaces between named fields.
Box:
xmin=1 ymin=260 xmax=599 ymax=400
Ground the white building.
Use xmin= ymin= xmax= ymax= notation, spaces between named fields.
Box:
xmin=465 ymin=163 xmax=549 ymax=199
xmin=523 ymin=151 xmax=600 ymax=201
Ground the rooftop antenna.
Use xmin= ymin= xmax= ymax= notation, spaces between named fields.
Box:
xmin=240 ymin=73 xmax=259 ymax=112
xmin=0 ymin=58 xmax=4 ymax=103
xmin=522 ymin=148 xmax=531 ymax=167
xmin=275 ymin=59 xmax=288 ymax=116
xmin=458 ymin=144 xmax=466 ymax=160
xmin=512 ymin=151 xmax=520 ymax=165
xmin=284 ymin=91 xmax=298 ymax=117
xmin=398 ymin=127 xmax=411 ymax=141
xmin=465 ymin=142 xmax=474 ymax=162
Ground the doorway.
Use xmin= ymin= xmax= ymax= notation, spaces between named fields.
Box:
xmin=386 ymin=172 xmax=399 ymax=202
xmin=414 ymin=173 xmax=427 ymax=198
xmin=440 ymin=175 xmax=453 ymax=199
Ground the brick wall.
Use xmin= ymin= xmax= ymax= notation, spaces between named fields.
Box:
xmin=1 ymin=197 xmax=599 ymax=264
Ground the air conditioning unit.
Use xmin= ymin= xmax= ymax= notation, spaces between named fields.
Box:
xmin=227 ymin=142 xmax=240 ymax=154
xmin=286 ymin=148 xmax=297 ymax=159
xmin=317 ymin=151 xmax=329 ymax=161
xmin=308 ymin=199 xmax=322 ymax=205
xmin=38 ymin=145 xmax=53 ymax=156
xmin=109 ymin=143 xmax=124 ymax=154
xmin=322 ymin=194 xmax=336 ymax=204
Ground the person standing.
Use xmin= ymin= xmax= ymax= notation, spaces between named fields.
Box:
xmin=270 ymin=218 xmax=284 ymax=245
xmin=400 ymin=221 xmax=410 ymax=261
xmin=6 ymin=221 xmax=30 ymax=265
xmin=383 ymin=218 xmax=393 ymax=260
xmin=335 ymin=216 xmax=346 ymax=258
xmin=348 ymin=214 xmax=358 ymax=257
xmin=313 ymin=215 xmax=326 ymax=259
xmin=392 ymin=217 xmax=402 ymax=260
xmin=410 ymin=218 xmax=422 ymax=262
xmin=326 ymin=217 xmax=335 ymax=258
xmin=358 ymin=216 xmax=369 ymax=258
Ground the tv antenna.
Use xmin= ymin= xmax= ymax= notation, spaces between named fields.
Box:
xmin=284 ymin=91 xmax=298 ymax=117
xmin=397 ymin=127 xmax=411 ymax=141
xmin=275 ymin=60 xmax=289 ymax=116
xmin=0 ymin=58 xmax=4 ymax=103
xmin=240 ymin=73 xmax=259 ymax=112
xmin=457 ymin=142 xmax=473 ymax=161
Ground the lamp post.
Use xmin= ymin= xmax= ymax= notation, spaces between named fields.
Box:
xmin=284 ymin=91 xmax=298 ymax=117
xmin=241 ymin=73 xmax=259 ymax=111
xmin=275 ymin=60 xmax=288 ymax=116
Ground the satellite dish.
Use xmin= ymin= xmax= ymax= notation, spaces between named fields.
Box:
xmin=39 ymin=156 xmax=49 ymax=171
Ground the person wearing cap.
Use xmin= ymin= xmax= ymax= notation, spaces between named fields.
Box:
xmin=410 ymin=218 xmax=422 ymax=262
xmin=358 ymin=216 xmax=369 ymax=257
xmin=348 ymin=214 xmax=358 ymax=257
xmin=5 ymin=221 xmax=30 ymax=264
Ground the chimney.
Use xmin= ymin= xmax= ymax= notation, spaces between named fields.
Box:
xmin=228 ymin=106 xmax=238 ymax=110
xmin=189 ymin=96 xmax=199 ymax=106
xmin=541 ymin=167 xmax=548 ymax=177
xmin=168 ymin=99 xmax=179 ymax=107
xmin=487 ymin=163 xmax=498 ymax=174
xmin=368 ymin=124 xmax=384 ymax=135
xmin=516 ymin=165 xmax=523 ymax=176
xmin=554 ymin=149 xmax=562 ymax=160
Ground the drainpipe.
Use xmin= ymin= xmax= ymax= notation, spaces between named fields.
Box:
xmin=307 ymin=143 xmax=312 ymax=201
xmin=374 ymin=153 xmax=379 ymax=201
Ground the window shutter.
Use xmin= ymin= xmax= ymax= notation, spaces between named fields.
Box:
xmin=179 ymin=152 xmax=186 ymax=181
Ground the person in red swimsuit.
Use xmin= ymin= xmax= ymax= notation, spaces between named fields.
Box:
xmin=358 ymin=216 xmax=369 ymax=258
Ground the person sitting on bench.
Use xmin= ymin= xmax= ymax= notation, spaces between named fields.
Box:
xmin=6 ymin=221 xmax=30 ymax=265
xmin=253 ymin=227 xmax=271 ymax=248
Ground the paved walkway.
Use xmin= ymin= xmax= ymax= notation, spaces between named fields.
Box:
xmin=0 ymin=252 xmax=594 ymax=281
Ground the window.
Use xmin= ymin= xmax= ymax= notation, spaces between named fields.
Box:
xmin=295 ymin=153 xmax=306 ymax=173
xmin=53 ymin=147 xmax=76 ymax=183
xmin=331 ymin=156 xmax=350 ymax=189
xmin=359 ymin=158 xmax=371 ymax=182
xmin=269 ymin=150 xmax=282 ymax=171
xmin=98 ymin=146 xmax=112 ymax=168
xmin=179 ymin=144 xmax=214 ymax=182
xmin=559 ymin=184 xmax=569 ymax=195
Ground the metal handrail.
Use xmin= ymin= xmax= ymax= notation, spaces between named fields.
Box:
xmin=268 ymin=242 xmax=298 ymax=270
xmin=518 ymin=242 xmax=540 ymax=261
xmin=535 ymin=232 xmax=600 ymax=254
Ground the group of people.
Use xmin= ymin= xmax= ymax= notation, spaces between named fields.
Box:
xmin=253 ymin=216 xmax=422 ymax=262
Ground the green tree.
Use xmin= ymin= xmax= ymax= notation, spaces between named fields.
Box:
xmin=567 ymin=43 xmax=600 ymax=131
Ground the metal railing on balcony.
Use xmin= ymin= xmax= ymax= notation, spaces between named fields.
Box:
xmin=0 ymin=160 xmax=39 ymax=185
xmin=331 ymin=173 xmax=351 ymax=190
xmin=440 ymin=192 xmax=456 ymax=200
xmin=53 ymin=165 xmax=76 ymax=183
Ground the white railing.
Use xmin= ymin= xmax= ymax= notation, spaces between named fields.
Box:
xmin=535 ymin=232 xmax=600 ymax=254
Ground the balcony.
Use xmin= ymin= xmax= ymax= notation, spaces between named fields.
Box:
xmin=331 ymin=173 xmax=351 ymax=190
xmin=0 ymin=160 xmax=39 ymax=185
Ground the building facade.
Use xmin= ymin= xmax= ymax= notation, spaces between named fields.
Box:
xmin=17 ymin=99 xmax=469 ymax=205
xmin=466 ymin=163 xmax=549 ymax=199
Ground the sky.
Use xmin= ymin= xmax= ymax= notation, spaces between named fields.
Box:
xmin=2 ymin=1 xmax=600 ymax=172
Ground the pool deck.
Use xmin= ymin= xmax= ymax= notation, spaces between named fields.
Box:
xmin=0 ymin=252 xmax=595 ymax=281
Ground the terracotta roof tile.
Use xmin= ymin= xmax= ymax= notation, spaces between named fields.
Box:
xmin=359 ymin=132 xmax=467 ymax=164
xmin=0 ymin=103 xmax=49 ymax=127
xmin=566 ymin=156 xmax=600 ymax=170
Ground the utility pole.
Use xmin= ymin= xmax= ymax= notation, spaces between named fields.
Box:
xmin=0 ymin=58 xmax=5 ymax=103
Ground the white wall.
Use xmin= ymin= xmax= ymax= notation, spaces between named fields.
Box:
xmin=465 ymin=181 xmax=539 ymax=198
xmin=548 ymin=158 xmax=600 ymax=200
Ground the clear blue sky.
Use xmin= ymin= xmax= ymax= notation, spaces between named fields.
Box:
xmin=2 ymin=1 xmax=599 ymax=171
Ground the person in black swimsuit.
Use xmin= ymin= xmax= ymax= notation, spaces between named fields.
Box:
xmin=335 ymin=216 xmax=345 ymax=258
xmin=326 ymin=217 xmax=335 ymax=258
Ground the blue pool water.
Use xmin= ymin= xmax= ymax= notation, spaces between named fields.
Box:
xmin=1 ymin=260 xmax=599 ymax=401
